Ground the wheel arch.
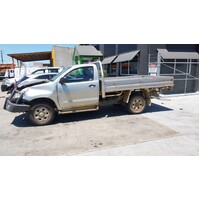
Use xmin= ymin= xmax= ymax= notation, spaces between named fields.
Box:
xmin=126 ymin=93 xmax=147 ymax=114
xmin=28 ymin=98 xmax=58 ymax=110
xmin=122 ymin=90 xmax=146 ymax=103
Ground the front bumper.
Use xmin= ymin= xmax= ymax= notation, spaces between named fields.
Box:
xmin=4 ymin=97 xmax=30 ymax=113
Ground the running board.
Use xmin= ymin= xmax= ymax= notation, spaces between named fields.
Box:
xmin=59 ymin=107 xmax=99 ymax=114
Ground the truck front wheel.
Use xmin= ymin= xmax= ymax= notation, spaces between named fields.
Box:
xmin=127 ymin=94 xmax=146 ymax=114
xmin=28 ymin=103 xmax=55 ymax=126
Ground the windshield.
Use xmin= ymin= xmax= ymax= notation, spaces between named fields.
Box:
xmin=17 ymin=76 xmax=29 ymax=84
xmin=50 ymin=66 xmax=71 ymax=81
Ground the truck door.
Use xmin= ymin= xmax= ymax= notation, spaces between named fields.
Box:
xmin=57 ymin=65 xmax=99 ymax=111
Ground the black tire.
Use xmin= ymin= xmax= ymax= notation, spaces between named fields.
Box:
xmin=28 ymin=103 xmax=55 ymax=126
xmin=127 ymin=94 xmax=146 ymax=114
xmin=1 ymin=84 xmax=8 ymax=92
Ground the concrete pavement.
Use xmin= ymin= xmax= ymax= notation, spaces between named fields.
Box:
xmin=78 ymin=94 xmax=199 ymax=155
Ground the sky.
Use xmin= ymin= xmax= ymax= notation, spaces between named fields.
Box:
xmin=0 ymin=44 xmax=77 ymax=64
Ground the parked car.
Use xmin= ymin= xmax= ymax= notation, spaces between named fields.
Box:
xmin=4 ymin=61 xmax=174 ymax=126
xmin=4 ymin=69 xmax=15 ymax=78
xmin=1 ymin=66 xmax=63 ymax=93
xmin=1 ymin=73 xmax=57 ymax=93
xmin=30 ymin=67 xmax=62 ymax=75
xmin=1 ymin=67 xmax=62 ymax=92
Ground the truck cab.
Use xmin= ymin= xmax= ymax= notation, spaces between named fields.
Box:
xmin=55 ymin=64 xmax=100 ymax=111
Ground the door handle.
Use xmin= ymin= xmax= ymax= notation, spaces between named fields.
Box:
xmin=89 ymin=84 xmax=96 ymax=88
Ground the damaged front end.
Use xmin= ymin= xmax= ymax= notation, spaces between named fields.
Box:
xmin=3 ymin=89 xmax=30 ymax=113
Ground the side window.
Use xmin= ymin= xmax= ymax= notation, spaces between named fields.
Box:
xmin=32 ymin=69 xmax=45 ymax=75
xmin=36 ymin=75 xmax=49 ymax=79
xmin=65 ymin=66 xmax=94 ymax=82
xmin=48 ymin=69 xmax=58 ymax=73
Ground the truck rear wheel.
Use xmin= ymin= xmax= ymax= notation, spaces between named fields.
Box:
xmin=127 ymin=94 xmax=146 ymax=114
xmin=28 ymin=103 xmax=55 ymax=126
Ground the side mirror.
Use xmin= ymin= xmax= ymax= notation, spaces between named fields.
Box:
xmin=59 ymin=77 xmax=66 ymax=84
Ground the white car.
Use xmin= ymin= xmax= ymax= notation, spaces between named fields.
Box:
xmin=30 ymin=67 xmax=62 ymax=75
xmin=1 ymin=67 xmax=62 ymax=93
xmin=1 ymin=73 xmax=57 ymax=93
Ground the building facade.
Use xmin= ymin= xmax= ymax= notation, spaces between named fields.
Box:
xmin=94 ymin=44 xmax=199 ymax=94
xmin=73 ymin=45 xmax=103 ymax=64
xmin=51 ymin=46 xmax=74 ymax=67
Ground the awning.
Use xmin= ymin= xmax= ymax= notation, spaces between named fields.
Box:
xmin=157 ymin=49 xmax=199 ymax=60
xmin=76 ymin=45 xmax=102 ymax=56
xmin=8 ymin=51 xmax=52 ymax=62
xmin=102 ymin=55 xmax=117 ymax=64
xmin=113 ymin=50 xmax=140 ymax=63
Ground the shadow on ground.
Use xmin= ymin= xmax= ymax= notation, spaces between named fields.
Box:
xmin=11 ymin=103 xmax=173 ymax=127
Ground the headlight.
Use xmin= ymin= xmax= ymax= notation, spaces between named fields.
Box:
xmin=12 ymin=92 xmax=21 ymax=100
xmin=2 ymin=79 xmax=6 ymax=84
xmin=4 ymin=79 xmax=10 ymax=85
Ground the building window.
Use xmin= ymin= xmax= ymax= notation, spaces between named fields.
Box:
xmin=120 ymin=62 xmax=129 ymax=74
xmin=106 ymin=63 xmax=117 ymax=76
xmin=120 ymin=61 xmax=138 ymax=75
xmin=110 ymin=63 xmax=117 ymax=75
xmin=81 ymin=57 xmax=101 ymax=64
xmin=129 ymin=61 xmax=138 ymax=74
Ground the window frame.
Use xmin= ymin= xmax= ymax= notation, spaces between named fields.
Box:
xmin=64 ymin=66 xmax=94 ymax=83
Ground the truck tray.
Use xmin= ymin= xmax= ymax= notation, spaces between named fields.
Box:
xmin=104 ymin=75 xmax=174 ymax=93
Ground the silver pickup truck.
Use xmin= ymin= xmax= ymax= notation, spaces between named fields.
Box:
xmin=4 ymin=61 xmax=174 ymax=126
